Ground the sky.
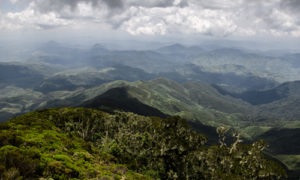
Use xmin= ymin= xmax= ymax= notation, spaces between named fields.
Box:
xmin=0 ymin=0 xmax=300 ymax=47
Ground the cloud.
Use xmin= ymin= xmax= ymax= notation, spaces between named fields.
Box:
xmin=1 ymin=0 xmax=300 ymax=38
xmin=33 ymin=0 xmax=123 ymax=13
xmin=192 ymin=0 xmax=245 ymax=9
xmin=120 ymin=6 xmax=237 ymax=36
xmin=5 ymin=2 xmax=72 ymax=30
xmin=126 ymin=0 xmax=188 ymax=8
xmin=9 ymin=0 xmax=18 ymax=4
xmin=281 ymin=0 xmax=300 ymax=13
xmin=32 ymin=0 xmax=187 ymax=13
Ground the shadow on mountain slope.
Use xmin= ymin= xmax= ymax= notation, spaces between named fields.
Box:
xmin=80 ymin=87 xmax=168 ymax=118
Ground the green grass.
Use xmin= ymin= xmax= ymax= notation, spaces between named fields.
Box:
xmin=0 ymin=108 xmax=151 ymax=180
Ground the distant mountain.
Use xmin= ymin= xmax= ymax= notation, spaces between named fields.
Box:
xmin=215 ymin=81 xmax=300 ymax=121
xmin=157 ymin=43 xmax=187 ymax=53
xmin=215 ymin=85 xmax=285 ymax=105
xmin=155 ymin=44 xmax=204 ymax=63
xmin=159 ymin=63 xmax=277 ymax=92
xmin=89 ymin=43 xmax=110 ymax=56
xmin=0 ymin=62 xmax=46 ymax=89
xmin=29 ymin=41 xmax=87 ymax=68
xmin=157 ymin=43 xmax=204 ymax=54
xmin=191 ymin=48 xmax=300 ymax=82
xmin=217 ymin=81 xmax=300 ymax=105
xmin=87 ymin=50 xmax=174 ymax=72
xmin=38 ymin=41 xmax=63 ymax=53
xmin=259 ymin=81 xmax=300 ymax=121
xmin=37 ymin=41 xmax=86 ymax=57
xmin=28 ymin=42 xmax=300 ymax=84
xmin=282 ymin=53 xmax=300 ymax=68
xmin=33 ymin=61 xmax=277 ymax=94
xmin=36 ymin=65 xmax=154 ymax=93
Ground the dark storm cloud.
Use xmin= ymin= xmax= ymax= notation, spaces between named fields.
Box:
xmin=33 ymin=0 xmax=188 ymax=14
xmin=127 ymin=0 xmax=188 ymax=8
xmin=37 ymin=23 xmax=61 ymax=29
xmin=280 ymin=0 xmax=300 ymax=13
xmin=280 ymin=0 xmax=300 ymax=25
xmin=102 ymin=0 xmax=123 ymax=8
xmin=34 ymin=0 xmax=123 ymax=13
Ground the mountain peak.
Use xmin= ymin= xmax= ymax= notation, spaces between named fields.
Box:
xmin=90 ymin=43 xmax=109 ymax=54
xmin=91 ymin=43 xmax=106 ymax=49
xmin=158 ymin=43 xmax=186 ymax=52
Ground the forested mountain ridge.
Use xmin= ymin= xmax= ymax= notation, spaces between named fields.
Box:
xmin=0 ymin=107 xmax=286 ymax=179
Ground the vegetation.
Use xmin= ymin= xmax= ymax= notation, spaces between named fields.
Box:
xmin=0 ymin=108 xmax=149 ymax=180
xmin=0 ymin=107 xmax=286 ymax=179
xmin=79 ymin=78 xmax=254 ymax=129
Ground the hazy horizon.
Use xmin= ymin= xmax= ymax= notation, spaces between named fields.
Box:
xmin=1 ymin=0 xmax=300 ymax=55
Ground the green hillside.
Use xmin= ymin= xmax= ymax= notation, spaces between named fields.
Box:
xmin=0 ymin=108 xmax=286 ymax=179
xmin=0 ymin=108 xmax=149 ymax=180
xmin=74 ymin=78 xmax=254 ymax=128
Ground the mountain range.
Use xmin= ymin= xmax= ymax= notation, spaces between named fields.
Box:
xmin=1 ymin=42 xmax=300 ymax=178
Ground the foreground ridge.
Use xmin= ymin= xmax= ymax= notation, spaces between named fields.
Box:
xmin=0 ymin=107 xmax=286 ymax=179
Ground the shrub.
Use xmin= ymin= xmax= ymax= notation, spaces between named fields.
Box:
xmin=0 ymin=146 xmax=41 ymax=179
xmin=0 ymin=131 xmax=23 ymax=147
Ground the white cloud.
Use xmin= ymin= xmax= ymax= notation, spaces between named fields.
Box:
xmin=9 ymin=0 xmax=18 ymax=4
xmin=268 ymin=9 xmax=297 ymax=30
xmin=120 ymin=6 xmax=237 ymax=36
xmin=1 ymin=0 xmax=300 ymax=38
xmin=4 ymin=2 xmax=72 ymax=30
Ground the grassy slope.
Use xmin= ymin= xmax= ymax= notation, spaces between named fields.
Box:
xmin=0 ymin=108 xmax=150 ymax=180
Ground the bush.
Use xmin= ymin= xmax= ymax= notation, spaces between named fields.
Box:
xmin=0 ymin=146 xmax=41 ymax=179
xmin=0 ymin=132 xmax=23 ymax=147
